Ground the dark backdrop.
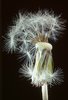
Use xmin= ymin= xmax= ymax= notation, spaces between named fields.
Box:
xmin=1 ymin=0 xmax=68 ymax=100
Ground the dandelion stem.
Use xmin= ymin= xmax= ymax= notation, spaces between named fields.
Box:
xmin=42 ymin=83 xmax=48 ymax=100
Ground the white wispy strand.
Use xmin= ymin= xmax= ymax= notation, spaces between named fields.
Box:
xmin=5 ymin=10 xmax=64 ymax=87
xmin=20 ymin=66 xmax=63 ymax=86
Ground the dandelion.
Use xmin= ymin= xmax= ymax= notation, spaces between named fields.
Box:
xmin=5 ymin=10 xmax=64 ymax=100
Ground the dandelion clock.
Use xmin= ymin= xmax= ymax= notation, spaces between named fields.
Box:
xmin=4 ymin=10 xmax=65 ymax=100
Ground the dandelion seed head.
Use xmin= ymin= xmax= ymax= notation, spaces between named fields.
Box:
xmin=5 ymin=10 xmax=64 ymax=87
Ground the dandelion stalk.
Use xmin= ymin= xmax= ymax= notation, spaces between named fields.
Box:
xmin=42 ymin=83 xmax=48 ymax=100
xmin=5 ymin=10 xmax=64 ymax=100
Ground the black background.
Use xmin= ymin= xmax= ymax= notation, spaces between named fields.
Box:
xmin=1 ymin=0 xmax=68 ymax=100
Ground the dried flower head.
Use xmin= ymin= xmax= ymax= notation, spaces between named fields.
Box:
xmin=5 ymin=10 xmax=64 ymax=87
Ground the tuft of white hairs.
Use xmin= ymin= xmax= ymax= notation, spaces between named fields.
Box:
xmin=19 ymin=65 xmax=63 ymax=86
xmin=5 ymin=10 xmax=64 ymax=53
xmin=5 ymin=10 xmax=64 ymax=86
